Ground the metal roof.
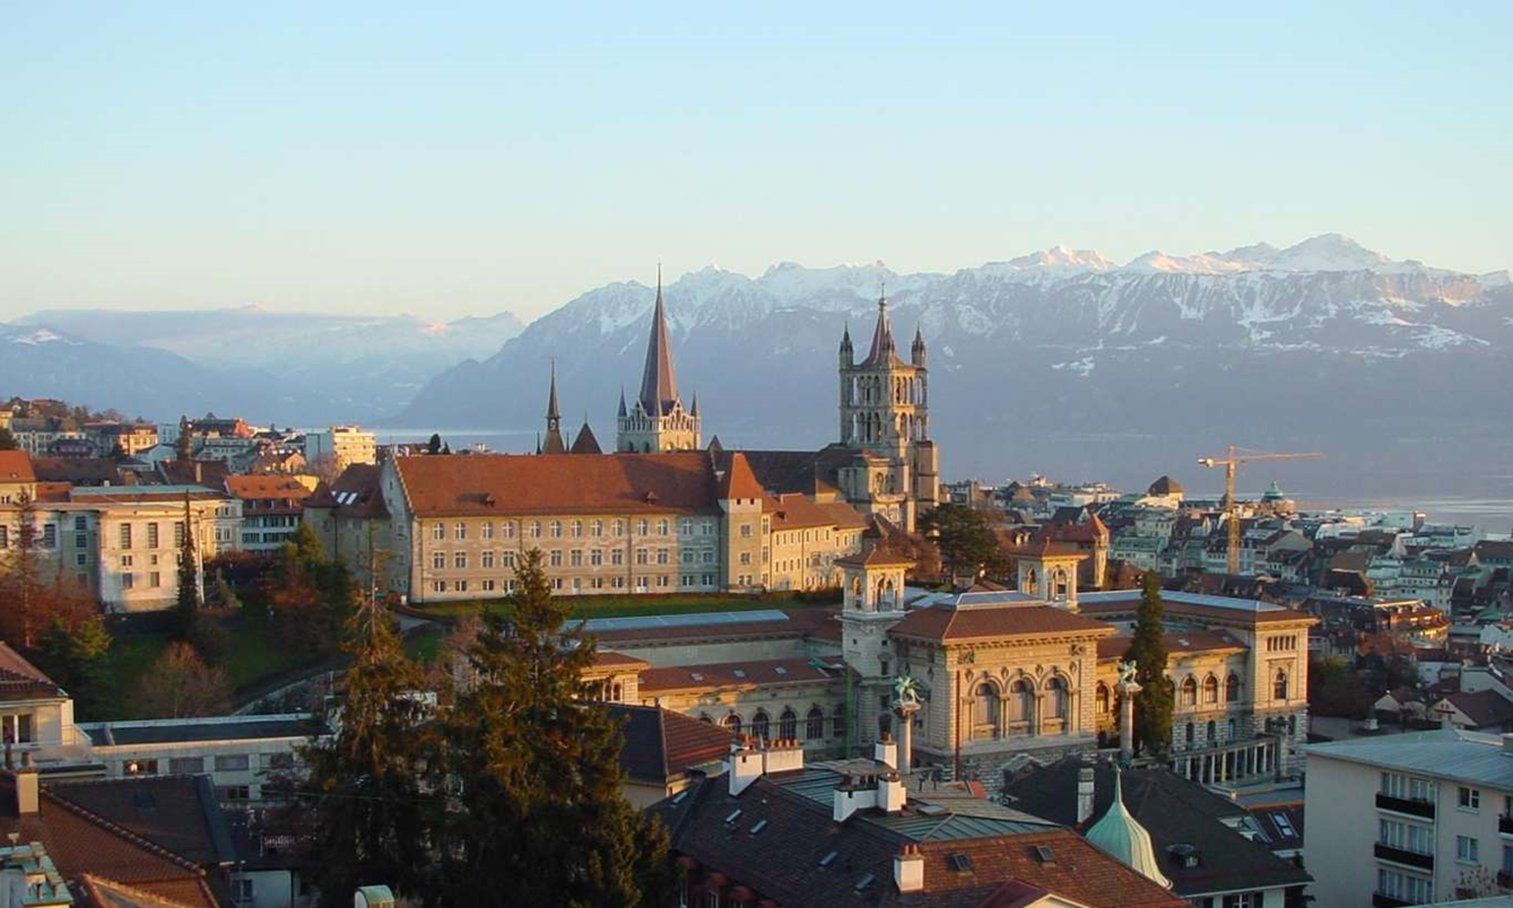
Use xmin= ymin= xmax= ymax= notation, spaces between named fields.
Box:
xmin=776 ymin=767 xmax=1056 ymax=841
xmin=1080 ymin=590 xmax=1286 ymax=613
xmin=578 ymin=609 xmax=791 ymax=633
xmin=1304 ymin=727 xmax=1513 ymax=789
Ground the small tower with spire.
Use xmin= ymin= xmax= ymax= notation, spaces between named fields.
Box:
xmin=542 ymin=360 xmax=567 ymax=454
xmin=616 ymin=268 xmax=702 ymax=453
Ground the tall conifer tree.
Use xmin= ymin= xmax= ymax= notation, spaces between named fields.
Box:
xmin=1126 ymin=571 xmax=1173 ymax=755
xmin=433 ymin=548 xmax=670 ymax=907
xmin=298 ymin=583 xmax=431 ymax=906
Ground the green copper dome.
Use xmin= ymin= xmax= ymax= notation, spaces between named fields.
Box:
xmin=1084 ymin=771 xmax=1171 ymax=889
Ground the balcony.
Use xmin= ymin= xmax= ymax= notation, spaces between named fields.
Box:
xmin=1376 ymin=792 xmax=1435 ymax=820
xmin=1373 ymin=896 xmax=1412 ymax=908
xmin=1500 ymin=815 xmax=1513 ymax=836
xmin=1374 ymin=843 xmax=1434 ymax=871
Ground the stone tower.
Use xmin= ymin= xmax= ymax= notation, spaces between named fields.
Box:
xmin=837 ymin=295 xmax=940 ymax=531
xmin=617 ymin=269 xmax=702 ymax=453
xmin=837 ymin=548 xmax=915 ymax=751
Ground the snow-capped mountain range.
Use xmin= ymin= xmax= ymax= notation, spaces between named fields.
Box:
xmin=397 ymin=234 xmax=1512 ymax=495
xmin=3 ymin=234 xmax=1508 ymax=498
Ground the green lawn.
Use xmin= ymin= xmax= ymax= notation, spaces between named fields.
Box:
xmin=413 ymin=591 xmax=838 ymax=621
xmin=404 ymin=625 xmax=445 ymax=663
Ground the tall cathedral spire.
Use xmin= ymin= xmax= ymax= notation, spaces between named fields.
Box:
xmin=638 ymin=265 xmax=681 ymax=416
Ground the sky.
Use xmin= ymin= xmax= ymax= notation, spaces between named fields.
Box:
xmin=2 ymin=1 xmax=1510 ymax=323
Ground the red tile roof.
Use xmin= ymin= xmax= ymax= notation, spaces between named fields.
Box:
xmin=718 ymin=452 xmax=764 ymax=500
xmin=835 ymin=547 xmax=916 ymax=568
xmin=0 ymin=450 xmax=35 ymax=483
xmin=891 ymin=604 xmax=1114 ymax=644
xmin=224 ymin=474 xmax=311 ymax=502
xmin=765 ymin=492 xmax=865 ymax=531
xmin=395 ymin=452 xmax=722 ymax=517
xmin=0 ymin=642 xmax=64 ymax=700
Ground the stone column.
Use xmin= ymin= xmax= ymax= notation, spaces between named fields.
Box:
xmin=1116 ymin=666 xmax=1141 ymax=761
xmin=895 ymin=702 xmax=920 ymax=778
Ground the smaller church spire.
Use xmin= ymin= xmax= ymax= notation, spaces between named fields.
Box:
xmin=690 ymin=390 xmax=699 ymax=417
xmin=546 ymin=358 xmax=561 ymax=421
xmin=617 ymin=386 xmax=628 ymax=418
xmin=911 ymin=324 xmax=927 ymax=366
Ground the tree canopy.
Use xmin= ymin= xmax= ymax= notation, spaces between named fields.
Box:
xmin=918 ymin=503 xmax=1003 ymax=580
xmin=1125 ymin=571 xmax=1174 ymax=756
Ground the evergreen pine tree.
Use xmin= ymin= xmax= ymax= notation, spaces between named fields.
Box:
xmin=434 ymin=548 xmax=671 ymax=906
xmin=173 ymin=493 xmax=200 ymax=639
xmin=1125 ymin=571 xmax=1173 ymax=755
xmin=298 ymin=584 xmax=431 ymax=906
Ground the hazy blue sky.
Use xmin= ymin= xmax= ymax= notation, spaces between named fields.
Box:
xmin=3 ymin=1 xmax=1510 ymax=322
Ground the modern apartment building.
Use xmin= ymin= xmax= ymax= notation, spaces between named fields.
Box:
xmin=1305 ymin=728 xmax=1513 ymax=906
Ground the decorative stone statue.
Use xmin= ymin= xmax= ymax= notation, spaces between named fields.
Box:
xmin=890 ymin=675 xmax=922 ymax=777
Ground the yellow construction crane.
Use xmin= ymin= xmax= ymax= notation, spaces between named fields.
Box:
xmin=1197 ymin=446 xmax=1324 ymax=574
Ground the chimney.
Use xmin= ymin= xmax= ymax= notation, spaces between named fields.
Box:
xmin=834 ymin=774 xmax=880 ymax=823
xmin=730 ymin=737 xmax=807 ymax=797
xmin=874 ymin=734 xmax=898 ymax=770
xmin=728 ymin=739 xmax=765 ymax=797
xmin=893 ymin=844 xmax=924 ymax=893
xmin=14 ymin=751 xmax=38 ymax=816
xmin=877 ymin=771 xmax=906 ymax=813
xmin=1077 ymin=767 xmax=1096 ymax=825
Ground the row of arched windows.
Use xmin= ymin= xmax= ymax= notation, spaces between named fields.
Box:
xmin=1093 ymin=669 xmax=1289 ymax=713
xmin=972 ymin=676 xmax=1070 ymax=736
xmin=703 ymin=705 xmax=841 ymax=741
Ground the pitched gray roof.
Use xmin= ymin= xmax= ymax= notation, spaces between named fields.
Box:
xmin=1304 ymin=727 xmax=1513 ymax=789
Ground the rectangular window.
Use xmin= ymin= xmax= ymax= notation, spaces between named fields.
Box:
xmin=41 ymin=524 xmax=56 ymax=548
xmin=529 ymin=521 xmax=542 ymax=539
xmin=658 ymin=519 xmax=670 ymax=536
xmin=741 ymin=524 xmax=752 ymax=538
xmin=1460 ymin=786 xmax=1481 ymax=810
xmin=552 ymin=578 xmax=563 ymax=590
xmin=637 ymin=519 xmax=648 ymax=536
xmin=119 ymin=524 xmax=132 ymax=549
xmin=482 ymin=551 xmax=495 ymax=569
xmin=169 ymin=757 xmax=206 ymax=774
xmin=217 ymin=785 xmax=251 ymax=803
xmin=550 ymin=550 xmax=563 ymax=567
xmin=432 ymin=552 xmax=446 ymax=570
xmin=635 ymin=549 xmax=648 ymax=566
xmin=431 ymin=523 xmax=445 ymax=540
xmin=455 ymin=580 xmax=468 ymax=592
xmin=455 ymin=522 xmax=467 ymax=540
xmin=590 ymin=549 xmax=602 ymax=566
xmin=501 ymin=551 xmax=516 ymax=568
xmin=481 ymin=579 xmax=495 ymax=591
xmin=550 ymin=521 xmax=563 ymax=538
xmin=613 ymin=520 xmax=625 ymax=537
xmin=125 ymin=758 xmax=159 ymax=775
xmin=431 ymin=580 xmax=446 ymax=593
xmin=570 ymin=549 xmax=583 ymax=566
xmin=481 ymin=522 xmax=494 ymax=540
xmin=146 ymin=522 xmax=159 ymax=548
xmin=75 ymin=533 xmax=87 ymax=549
xmin=174 ymin=521 xmax=186 ymax=546
xmin=591 ymin=520 xmax=603 ymax=538
xmin=215 ymin=754 xmax=251 ymax=772
xmin=74 ymin=516 xmax=86 ymax=531
xmin=149 ymin=572 xmax=161 ymax=588
xmin=611 ymin=549 xmax=623 ymax=566
xmin=657 ymin=548 xmax=670 ymax=565
xmin=1458 ymin=835 xmax=1480 ymax=863
xmin=571 ymin=520 xmax=582 ymax=538
xmin=740 ymin=552 xmax=751 ymax=565
xmin=0 ymin=526 xmax=7 ymax=549
xmin=121 ymin=573 xmax=135 ymax=589
xmin=454 ymin=552 xmax=467 ymax=569
xmin=503 ymin=522 xmax=516 ymax=539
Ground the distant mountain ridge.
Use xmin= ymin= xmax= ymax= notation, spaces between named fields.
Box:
xmin=395 ymin=235 xmax=1513 ymax=499
xmin=8 ymin=306 xmax=524 ymax=423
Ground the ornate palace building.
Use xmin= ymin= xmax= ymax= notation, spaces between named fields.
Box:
xmin=310 ymin=275 xmax=939 ymax=600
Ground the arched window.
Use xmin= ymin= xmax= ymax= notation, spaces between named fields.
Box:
xmin=1185 ymin=722 xmax=1195 ymax=745
xmin=973 ymin=683 xmax=1000 ymax=738
xmin=1202 ymin=675 xmax=1219 ymax=705
xmin=723 ymin=713 xmax=742 ymax=736
xmin=779 ymin=708 xmax=798 ymax=740
xmin=1225 ymin=673 xmax=1241 ymax=702
xmin=806 ymin=707 xmax=825 ymax=740
xmin=832 ymin=704 xmax=846 ymax=739
xmin=1046 ymin=676 xmax=1069 ymax=721
xmin=751 ymin=710 xmax=771 ymax=741
xmin=1181 ymin=676 xmax=1198 ymax=708
xmin=1227 ymin=717 xmax=1236 ymax=740
xmin=1053 ymin=569 xmax=1069 ymax=601
xmin=1023 ymin=568 xmax=1038 ymax=594
xmin=1095 ymin=682 xmax=1111 ymax=714
xmin=1273 ymin=669 xmax=1289 ymax=701
xmin=1205 ymin=720 xmax=1216 ymax=742
xmin=1009 ymin=679 xmax=1034 ymax=727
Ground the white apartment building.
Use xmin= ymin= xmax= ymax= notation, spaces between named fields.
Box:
xmin=303 ymin=425 xmax=377 ymax=468
xmin=1305 ymin=728 xmax=1513 ymax=907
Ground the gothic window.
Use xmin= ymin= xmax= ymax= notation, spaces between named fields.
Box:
xmin=1095 ymin=682 xmax=1110 ymax=714
xmin=1225 ymin=673 xmax=1241 ymax=702
xmin=1202 ymin=675 xmax=1219 ymax=704
xmin=1181 ymin=676 xmax=1198 ymax=707
xmin=1273 ymin=670 xmax=1289 ymax=701
xmin=1046 ymin=676 xmax=1069 ymax=721
xmin=806 ymin=707 xmax=825 ymax=740
xmin=723 ymin=713 xmax=742 ymax=736
xmin=751 ymin=710 xmax=771 ymax=741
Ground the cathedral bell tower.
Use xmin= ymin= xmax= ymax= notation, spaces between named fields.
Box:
xmin=837 ymin=295 xmax=940 ymax=531
xmin=616 ymin=268 xmax=702 ymax=453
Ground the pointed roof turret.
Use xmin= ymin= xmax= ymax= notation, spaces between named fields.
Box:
xmin=707 ymin=435 xmax=724 ymax=454
xmin=617 ymin=386 xmax=628 ymax=418
xmin=570 ymin=421 xmax=602 ymax=455
xmin=718 ymin=451 xmax=764 ymax=500
xmin=638 ymin=265 xmax=681 ymax=416
xmin=840 ymin=323 xmax=853 ymax=352
xmin=1084 ymin=770 xmax=1171 ymax=889
xmin=861 ymin=294 xmax=899 ymax=367
xmin=541 ymin=361 xmax=567 ymax=454
xmin=690 ymin=391 xmax=699 ymax=418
